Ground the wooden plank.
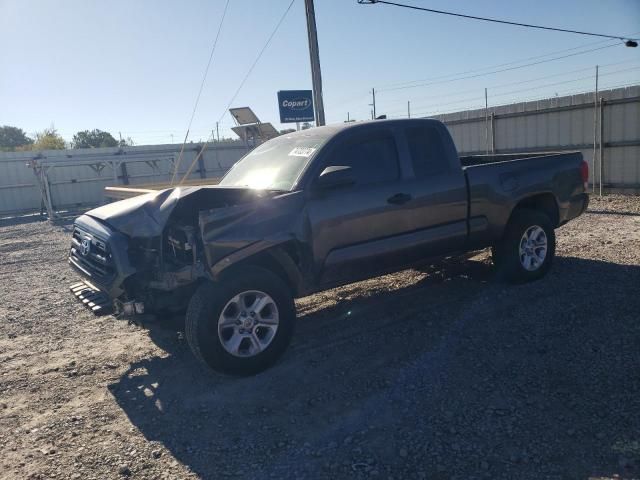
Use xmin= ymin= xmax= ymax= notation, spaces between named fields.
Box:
xmin=104 ymin=186 xmax=155 ymax=196
xmin=104 ymin=178 xmax=221 ymax=200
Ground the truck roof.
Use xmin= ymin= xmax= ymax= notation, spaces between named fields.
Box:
xmin=279 ymin=118 xmax=443 ymax=141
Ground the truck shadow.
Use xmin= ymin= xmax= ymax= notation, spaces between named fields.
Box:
xmin=108 ymin=255 xmax=640 ymax=479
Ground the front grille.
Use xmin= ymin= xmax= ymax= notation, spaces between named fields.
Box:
xmin=70 ymin=226 xmax=115 ymax=282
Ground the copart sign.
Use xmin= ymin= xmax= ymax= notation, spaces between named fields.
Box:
xmin=277 ymin=90 xmax=314 ymax=123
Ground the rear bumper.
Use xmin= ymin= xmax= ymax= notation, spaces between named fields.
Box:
xmin=560 ymin=193 xmax=589 ymax=225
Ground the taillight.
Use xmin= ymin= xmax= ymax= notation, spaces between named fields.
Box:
xmin=580 ymin=160 xmax=589 ymax=190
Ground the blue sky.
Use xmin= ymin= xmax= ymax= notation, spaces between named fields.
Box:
xmin=1 ymin=0 xmax=639 ymax=145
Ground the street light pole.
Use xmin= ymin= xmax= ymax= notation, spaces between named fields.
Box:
xmin=304 ymin=0 xmax=325 ymax=126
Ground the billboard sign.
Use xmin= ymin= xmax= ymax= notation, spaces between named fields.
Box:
xmin=277 ymin=90 xmax=314 ymax=123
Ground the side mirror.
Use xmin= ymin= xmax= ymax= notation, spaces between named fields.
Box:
xmin=316 ymin=165 xmax=355 ymax=190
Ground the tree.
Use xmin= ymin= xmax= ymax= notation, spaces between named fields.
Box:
xmin=32 ymin=127 xmax=66 ymax=150
xmin=119 ymin=136 xmax=134 ymax=147
xmin=0 ymin=126 xmax=34 ymax=151
xmin=72 ymin=129 xmax=119 ymax=149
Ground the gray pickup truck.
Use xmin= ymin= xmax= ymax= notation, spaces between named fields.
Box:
xmin=69 ymin=119 xmax=589 ymax=374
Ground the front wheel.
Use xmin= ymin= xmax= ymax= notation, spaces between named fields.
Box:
xmin=492 ymin=209 xmax=556 ymax=283
xmin=185 ymin=267 xmax=295 ymax=375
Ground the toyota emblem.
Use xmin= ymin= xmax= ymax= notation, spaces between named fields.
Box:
xmin=80 ymin=238 xmax=91 ymax=256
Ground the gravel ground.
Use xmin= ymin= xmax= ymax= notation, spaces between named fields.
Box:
xmin=1 ymin=194 xmax=639 ymax=480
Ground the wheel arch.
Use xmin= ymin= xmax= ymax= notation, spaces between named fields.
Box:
xmin=212 ymin=241 xmax=307 ymax=297
xmin=508 ymin=192 xmax=560 ymax=228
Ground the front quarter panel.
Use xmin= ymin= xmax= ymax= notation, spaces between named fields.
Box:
xmin=200 ymin=191 xmax=307 ymax=276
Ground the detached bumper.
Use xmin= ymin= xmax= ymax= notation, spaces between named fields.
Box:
xmin=69 ymin=280 xmax=113 ymax=316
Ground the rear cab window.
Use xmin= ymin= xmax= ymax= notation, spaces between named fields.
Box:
xmin=405 ymin=126 xmax=448 ymax=177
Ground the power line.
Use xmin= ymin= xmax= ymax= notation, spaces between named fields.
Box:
xmin=491 ymin=81 xmax=640 ymax=106
xmin=178 ymin=0 xmax=297 ymax=185
xmin=379 ymin=43 xmax=620 ymax=92
xmin=378 ymin=66 xmax=640 ymax=116
xmin=376 ymin=60 xmax=639 ymax=110
xmin=489 ymin=65 xmax=640 ymax=98
xmin=358 ymin=0 xmax=639 ymax=43
xmin=216 ymin=0 xmax=296 ymax=125
xmin=171 ymin=0 xmax=231 ymax=184
xmin=339 ymin=31 xmax=638 ymax=110
xmin=378 ymin=37 xmax=621 ymax=90
xmin=397 ymin=81 xmax=637 ymax=119
xmin=386 ymin=76 xmax=640 ymax=118
xmin=334 ymin=38 xmax=630 ymax=110
xmin=276 ymin=75 xmax=640 ymax=123
xmin=486 ymin=60 xmax=637 ymax=90
xmin=184 ymin=0 xmax=231 ymax=132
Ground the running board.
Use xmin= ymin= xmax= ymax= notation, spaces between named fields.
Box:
xmin=69 ymin=281 xmax=113 ymax=316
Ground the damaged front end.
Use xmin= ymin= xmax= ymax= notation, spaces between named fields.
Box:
xmin=68 ymin=185 xmax=295 ymax=321
xmin=68 ymin=212 xmax=178 ymax=320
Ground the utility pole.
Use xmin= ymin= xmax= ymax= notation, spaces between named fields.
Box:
xmin=216 ymin=122 xmax=220 ymax=142
xmin=370 ymin=88 xmax=376 ymax=119
xmin=599 ymin=97 xmax=604 ymax=197
xmin=407 ymin=101 xmax=411 ymax=118
xmin=304 ymin=0 xmax=325 ymax=126
xmin=592 ymin=65 xmax=599 ymax=193
xmin=484 ymin=88 xmax=489 ymax=155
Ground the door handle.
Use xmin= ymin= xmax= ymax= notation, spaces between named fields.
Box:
xmin=387 ymin=193 xmax=412 ymax=205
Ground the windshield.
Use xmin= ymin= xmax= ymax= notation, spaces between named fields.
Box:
xmin=219 ymin=133 xmax=327 ymax=191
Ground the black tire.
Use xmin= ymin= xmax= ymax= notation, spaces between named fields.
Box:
xmin=185 ymin=266 xmax=295 ymax=375
xmin=492 ymin=208 xmax=556 ymax=284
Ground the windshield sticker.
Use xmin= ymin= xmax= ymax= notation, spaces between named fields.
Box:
xmin=288 ymin=147 xmax=316 ymax=157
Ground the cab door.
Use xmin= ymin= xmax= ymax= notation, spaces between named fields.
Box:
xmin=396 ymin=123 xmax=469 ymax=256
xmin=306 ymin=128 xmax=413 ymax=285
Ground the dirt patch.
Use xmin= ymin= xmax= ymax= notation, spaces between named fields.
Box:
xmin=1 ymin=195 xmax=639 ymax=479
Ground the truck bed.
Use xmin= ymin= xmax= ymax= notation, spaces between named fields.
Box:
xmin=460 ymin=150 xmax=587 ymax=247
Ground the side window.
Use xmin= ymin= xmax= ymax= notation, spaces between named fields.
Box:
xmin=406 ymin=126 xmax=448 ymax=177
xmin=331 ymin=135 xmax=399 ymax=186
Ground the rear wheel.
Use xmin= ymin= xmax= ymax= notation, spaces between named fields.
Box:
xmin=492 ymin=209 xmax=555 ymax=283
xmin=185 ymin=267 xmax=295 ymax=375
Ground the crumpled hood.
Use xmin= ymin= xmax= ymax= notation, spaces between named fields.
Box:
xmin=85 ymin=186 xmax=269 ymax=237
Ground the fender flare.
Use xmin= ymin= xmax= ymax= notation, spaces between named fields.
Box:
xmin=210 ymin=239 xmax=305 ymax=296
